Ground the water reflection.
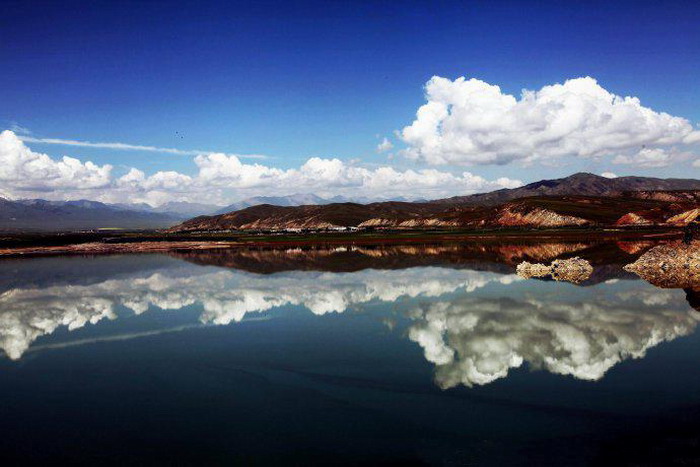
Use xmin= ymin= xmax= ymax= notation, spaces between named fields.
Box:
xmin=0 ymin=263 xmax=518 ymax=360
xmin=0 ymin=240 xmax=697 ymax=390
xmin=408 ymin=292 xmax=698 ymax=387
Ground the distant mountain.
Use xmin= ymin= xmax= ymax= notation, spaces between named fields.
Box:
xmin=9 ymin=173 xmax=700 ymax=233
xmin=170 ymin=173 xmax=700 ymax=233
xmin=152 ymin=201 xmax=221 ymax=217
xmin=214 ymin=194 xmax=342 ymax=215
xmin=0 ymin=198 xmax=180 ymax=231
xmin=112 ymin=202 xmax=154 ymax=212
xmin=432 ymin=173 xmax=700 ymax=206
xmin=114 ymin=201 xmax=220 ymax=218
xmin=212 ymin=193 xmax=427 ymax=216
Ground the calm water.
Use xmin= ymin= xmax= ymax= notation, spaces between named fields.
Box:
xmin=1 ymin=242 xmax=700 ymax=466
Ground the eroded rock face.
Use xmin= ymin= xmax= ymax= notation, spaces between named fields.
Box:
xmin=667 ymin=209 xmax=700 ymax=226
xmin=615 ymin=213 xmax=652 ymax=226
xmin=624 ymin=241 xmax=700 ymax=289
xmin=495 ymin=207 xmax=590 ymax=227
xmin=516 ymin=257 xmax=593 ymax=284
xmin=357 ymin=218 xmax=458 ymax=229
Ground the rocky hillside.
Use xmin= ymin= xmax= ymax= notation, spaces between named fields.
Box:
xmin=432 ymin=173 xmax=700 ymax=206
xmin=174 ymin=201 xmax=439 ymax=232
xmin=169 ymin=173 xmax=700 ymax=233
xmin=169 ymin=193 xmax=700 ymax=233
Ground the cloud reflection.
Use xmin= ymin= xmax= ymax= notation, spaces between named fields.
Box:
xmin=1 ymin=262 xmax=696 ymax=390
xmin=408 ymin=291 xmax=698 ymax=387
xmin=0 ymin=267 xmax=515 ymax=360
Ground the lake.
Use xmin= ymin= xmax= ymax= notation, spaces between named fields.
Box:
xmin=1 ymin=240 xmax=699 ymax=466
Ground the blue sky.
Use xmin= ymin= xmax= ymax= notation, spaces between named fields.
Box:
xmin=1 ymin=0 xmax=699 ymax=205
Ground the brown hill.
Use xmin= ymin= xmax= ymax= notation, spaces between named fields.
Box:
xmin=170 ymin=194 xmax=697 ymax=233
xmin=615 ymin=213 xmax=652 ymax=226
xmin=431 ymin=173 xmax=700 ymax=206
xmin=667 ymin=209 xmax=700 ymax=226
xmin=623 ymin=190 xmax=700 ymax=203
xmin=170 ymin=173 xmax=700 ymax=233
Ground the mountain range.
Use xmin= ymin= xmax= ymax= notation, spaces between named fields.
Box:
xmin=3 ymin=173 xmax=700 ymax=232
xmin=212 ymin=194 xmax=349 ymax=215
xmin=432 ymin=172 xmax=700 ymax=206
xmin=0 ymin=198 xmax=178 ymax=231
xmin=0 ymin=194 xmax=355 ymax=231
xmin=171 ymin=173 xmax=700 ymax=232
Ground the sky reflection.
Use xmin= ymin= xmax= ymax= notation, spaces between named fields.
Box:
xmin=0 ymin=253 xmax=696 ymax=389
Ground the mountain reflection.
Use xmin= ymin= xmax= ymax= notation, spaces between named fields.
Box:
xmin=0 ymin=246 xmax=697 ymax=390
xmin=168 ymin=240 xmax=644 ymax=285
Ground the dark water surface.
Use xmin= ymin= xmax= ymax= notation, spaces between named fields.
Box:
xmin=1 ymin=241 xmax=700 ymax=466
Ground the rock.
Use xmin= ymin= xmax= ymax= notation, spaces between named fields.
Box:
xmin=624 ymin=241 xmax=700 ymax=288
xmin=667 ymin=209 xmax=700 ymax=226
xmin=684 ymin=288 xmax=700 ymax=312
xmin=516 ymin=257 xmax=593 ymax=284
xmin=496 ymin=207 xmax=590 ymax=227
xmin=516 ymin=261 xmax=552 ymax=278
xmin=549 ymin=257 xmax=594 ymax=284
xmin=615 ymin=212 xmax=652 ymax=226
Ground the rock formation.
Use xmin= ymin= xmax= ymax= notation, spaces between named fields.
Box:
xmin=615 ymin=213 xmax=652 ymax=226
xmin=516 ymin=257 xmax=593 ymax=283
xmin=624 ymin=241 xmax=700 ymax=288
xmin=667 ymin=209 xmax=700 ymax=226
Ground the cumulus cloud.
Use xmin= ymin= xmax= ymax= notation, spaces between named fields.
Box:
xmin=400 ymin=76 xmax=700 ymax=166
xmin=612 ymin=147 xmax=691 ymax=168
xmin=0 ymin=130 xmax=112 ymax=195
xmin=601 ymin=172 xmax=618 ymax=178
xmin=1 ymin=130 xmax=521 ymax=205
xmin=376 ymin=137 xmax=394 ymax=153
xmin=146 ymin=154 xmax=521 ymax=204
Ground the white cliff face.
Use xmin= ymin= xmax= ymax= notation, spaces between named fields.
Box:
xmin=0 ymin=266 xmax=518 ymax=360
xmin=408 ymin=289 xmax=698 ymax=388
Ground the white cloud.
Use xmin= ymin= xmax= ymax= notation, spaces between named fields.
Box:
xmin=196 ymin=154 xmax=522 ymax=196
xmin=400 ymin=76 xmax=700 ymax=166
xmin=612 ymin=147 xmax=691 ymax=168
xmin=376 ymin=137 xmax=394 ymax=153
xmin=2 ymin=130 xmax=521 ymax=205
xmin=601 ymin=172 xmax=618 ymax=178
xmin=0 ymin=130 xmax=112 ymax=195
xmin=18 ymin=135 xmax=268 ymax=159
xmin=8 ymin=123 xmax=31 ymax=135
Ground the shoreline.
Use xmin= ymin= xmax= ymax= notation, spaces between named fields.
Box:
xmin=0 ymin=228 xmax=683 ymax=258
